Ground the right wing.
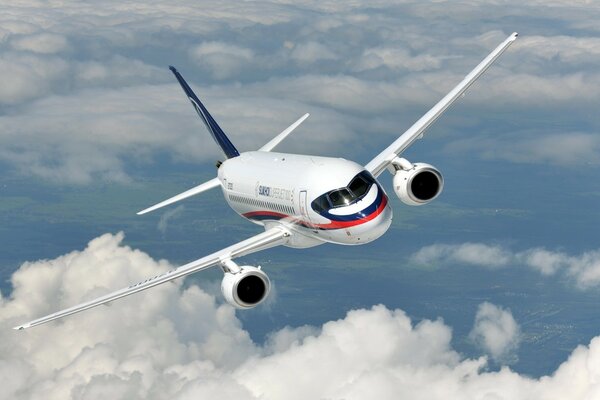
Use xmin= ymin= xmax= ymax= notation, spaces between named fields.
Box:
xmin=365 ymin=32 xmax=518 ymax=177
xmin=13 ymin=227 xmax=290 ymax=330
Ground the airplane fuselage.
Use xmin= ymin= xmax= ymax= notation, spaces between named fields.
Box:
xmin=219 ymin=151 xmax=393 ymax=248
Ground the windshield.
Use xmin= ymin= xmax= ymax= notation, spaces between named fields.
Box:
xmin=311 ymin=171 xmax=376 ymax=213
xmin=329 ymin=188 xmax=353 ymax=207
xmin=348 ymin=173 xmax=370 ymax=197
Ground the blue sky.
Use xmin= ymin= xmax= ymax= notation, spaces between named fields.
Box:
xmin=1 ymin=1 xmax=600 ymax=399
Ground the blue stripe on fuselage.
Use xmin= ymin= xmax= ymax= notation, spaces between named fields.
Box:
xmin=317 ymin=184 xmax=385 ymax=222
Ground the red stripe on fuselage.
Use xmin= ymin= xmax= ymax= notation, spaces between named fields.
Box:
xmin=241 ymin=194 xmax=388 ymax=230
xmin=242 ymin=194 xmax=388 ymax=229
xmin=243 ymin=211 xmax=288 ymax=219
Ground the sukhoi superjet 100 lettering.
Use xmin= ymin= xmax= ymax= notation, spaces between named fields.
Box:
xmin=14 ymin=33 xmax=518 ymax=330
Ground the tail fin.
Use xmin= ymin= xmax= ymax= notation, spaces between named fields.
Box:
xmin=169 ymin=66 xmax=240 ymax=159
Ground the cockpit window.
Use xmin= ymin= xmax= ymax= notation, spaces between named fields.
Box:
xmin=329 ymin=188 xmax=353 ymax=207
xmin=348 ymin=174 xmax=369 ymax=198
xmin=311 ymin=171 xmax=377 ymax=212
xmin=312 ymin=196 xmax=330 ymax=213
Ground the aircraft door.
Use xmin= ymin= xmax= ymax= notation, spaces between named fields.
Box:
xmin=299 ymin=190 xmax=312 ymax=223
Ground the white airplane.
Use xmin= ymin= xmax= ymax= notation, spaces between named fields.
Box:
xmin=14 ymin=32 xmax=518 ymax=330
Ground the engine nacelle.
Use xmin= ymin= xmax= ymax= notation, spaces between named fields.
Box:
xmin=393 ymin=161 xmax=444 ymax=206
xmin=221 ymin=266 xmax=271 ymax=309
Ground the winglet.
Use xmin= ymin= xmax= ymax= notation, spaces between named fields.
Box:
xmin=169 ymin=66 xmax=240 ymax=159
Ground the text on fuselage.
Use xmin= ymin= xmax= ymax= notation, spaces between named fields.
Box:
xmin=257 ymin=184 xmax=293 ymax=201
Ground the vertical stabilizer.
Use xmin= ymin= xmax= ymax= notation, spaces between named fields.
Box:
xmin=169 ymin=66 xmax=240 ymax=159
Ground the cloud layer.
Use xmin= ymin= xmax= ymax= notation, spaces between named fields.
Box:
xmin=1 ymin=1 xmax=600 ymax=182
xmin=411 ymin=243 xmax=600 ymax=289
xmin=1 ymin=233 xmax=600 ymax=399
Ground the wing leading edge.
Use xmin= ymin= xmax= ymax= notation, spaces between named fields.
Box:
xmin=13 ymin=227 xmax=290 ymax=330
xmin=365 ymin=32 xmax=518 ymax=177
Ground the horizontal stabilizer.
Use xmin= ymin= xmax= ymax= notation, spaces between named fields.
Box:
xmin=259 ymin=113 xmax=309 ymax=152
xmin=137 ymin=177 xmax=221 ymax=215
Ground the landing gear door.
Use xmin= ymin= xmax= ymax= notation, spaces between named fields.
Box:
xmin=299 ymin=190 xmax=312 ymax=223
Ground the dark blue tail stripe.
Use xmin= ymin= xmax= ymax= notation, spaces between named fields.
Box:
xmin=169 ymin=66 xmax=240 ymax=159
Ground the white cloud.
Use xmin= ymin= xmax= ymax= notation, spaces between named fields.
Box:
xmin=561 ymin=250 xmax=600 ymax=289
xmin=244 ymin=74 xmax=438 ymax=113
xmin=469 ymin=302 xmax=521 ymax=363
xmin=0 ymin=0 xmax=599 ymax=182
xmin=0 ymin=83 xmax=355 ymax=183
xmin=3 ymin=234 xmax=258 ymax=373
xmin=189 ymin=42 xmax=255 ymax=80
xmin=262 ymin=324 xmax=320 ymax=355
xmin=519 ymin=248 xmax=570 ymax=276
xmin=411 ymin=242 xmax=513 ymax=268
xmin=2 ymin=233 xmax=600 ymax=399
xmin=0 ymin=53 xmax=69 ymax=105
xmin=289 ymin=41 xmax=338 ymax=64
xmin=354 ymin=46 xmax=442 ymax=72
xmin=411 ymin=243 xmax=600 ymax=290
xmin=515 ymin=35 xmax=600 ymax=66
xmin=73 ymin=56 xmax=167 ymax=87
xmin=446 ymin=132 xmax=600 ymax=166
xmin=0 ymin=51 xmax=165 ymax=106
xmin=10 ymin=33 xmax=69 ymax=54
xmin=158 ymin=205 xmax=185 ymax=235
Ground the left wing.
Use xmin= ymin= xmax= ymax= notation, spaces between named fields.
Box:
xmin=365 ymin=32 xmax=518 ymax=177
xmin=13 ymin=227 xmax=290 ymax=330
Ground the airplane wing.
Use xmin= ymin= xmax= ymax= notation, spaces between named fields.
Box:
xmin=365 ymin=32 xmax=518 ymax=177
xmin=13 ymin=227 xmax=290 ymax=330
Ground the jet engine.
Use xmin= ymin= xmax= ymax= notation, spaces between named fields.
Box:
xmin=221 ymin=265 xmax=271 ymax=309
xmin=392 ymin=159 xmax=444 ymax=206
